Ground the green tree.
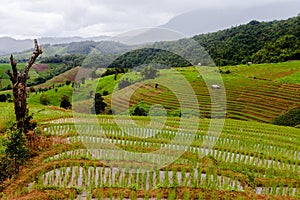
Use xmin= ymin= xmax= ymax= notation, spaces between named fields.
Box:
xmin=60 ymin=95 xmax=72 ymax=109
xmin=4 ymin=127 xmax=30 ymax=174
xmin=91 ymin=93 xmax=107 ymax=114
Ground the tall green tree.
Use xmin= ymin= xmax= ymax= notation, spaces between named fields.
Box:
xmin=91 ymin=93 xmax=107 ymax=114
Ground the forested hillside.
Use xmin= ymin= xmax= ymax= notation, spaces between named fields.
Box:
xmin=193 ymin=15 xmax=300 ymax=65
xmin=1 ymin=15 xmax=299 ymax=67
xmin=110 ymin=15 xmax=300 ymax=67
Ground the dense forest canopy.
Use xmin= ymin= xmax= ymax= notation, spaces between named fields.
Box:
xmin=193 ymin=15 xmax=300 ymax=65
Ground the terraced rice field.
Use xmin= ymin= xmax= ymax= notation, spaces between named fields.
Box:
xmin=104 ymin=63 xmax=300 ymax=123
xmin=5 ymin=115 xmax=298 ymax=199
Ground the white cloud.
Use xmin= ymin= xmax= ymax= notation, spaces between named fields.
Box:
xmin=0 ymin=0 xmax=296 ymax=38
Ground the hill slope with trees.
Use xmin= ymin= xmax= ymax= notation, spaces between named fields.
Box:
xmin=110 ymin=15 xmax=300 ymax=67
xmin=193 ymin=15 xmax=300 ymax=65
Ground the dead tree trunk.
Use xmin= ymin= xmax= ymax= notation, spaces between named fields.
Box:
xmin=6 ymin=39 xmax=42 ymax=133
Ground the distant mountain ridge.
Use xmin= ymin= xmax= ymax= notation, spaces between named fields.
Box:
xmin=0 ymin=35 xmax=111 ymax=55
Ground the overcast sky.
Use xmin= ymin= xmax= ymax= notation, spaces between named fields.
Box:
xmin=0 ymin=0 xmax=298 ymax=39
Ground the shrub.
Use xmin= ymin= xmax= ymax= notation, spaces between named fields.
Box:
xmin=129 ymin=102 xmax=150 ymax=116
xmin=65 ymin=80 xmax=72 ymax=86
xmin=132 ymin=106 xmax=147 ymax=116
xmin=0 ymin=94 xmax=7 ymax=102
xmin=0 ymin=156 xmax=15 ymax=184
xmin=40 ymin=93 xmax=50 ymax=105
xmin=23 ymin=110 xmax=37 ymax=134
xmin=4 ymin=127 xmax=30 ymax=174
xmin=273 ymin=107 xmax=300 ymax=127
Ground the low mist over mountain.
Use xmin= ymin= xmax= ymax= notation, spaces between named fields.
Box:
xmin=0 ymin=35 xmax=111 ymax=55
xmin=160 ymin=1 xmax=300 ymax=36
xmin=0 ymin=37 xmax=33 ymax=55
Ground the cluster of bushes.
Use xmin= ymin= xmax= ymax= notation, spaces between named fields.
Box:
xmin=273 ymin=107 xmax=300 ymax=128
xmin=1 ymin=84 xmax=12 ymax=91
xmin=30 ymin=86 xmax=54 ymax=94
xmin=40 ymin=54 xmax=85 ymax=65
xmin=101 ymin=67 xmax=126 ymax=78
xmin=219 ymin=69 xmax=231 ymax=74
xmin=127 ymin=102 xmax=201 ymax=118
xmin=40 ymin=93 xmax=50 ymax=105
xmin=39 ymin=93 xmax=72 ymax=109
xmin=116 ymin=66 xmax=158 ymax=90
xmin=36 ymin=80 xmax=79 ymax=107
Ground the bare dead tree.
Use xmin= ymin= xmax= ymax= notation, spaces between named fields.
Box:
xmin=6 ymin=39 xmax=42 ymax=133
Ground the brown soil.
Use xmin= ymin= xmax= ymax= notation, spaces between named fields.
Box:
xmin=32 ymin=64 xmax=50 ymax=73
